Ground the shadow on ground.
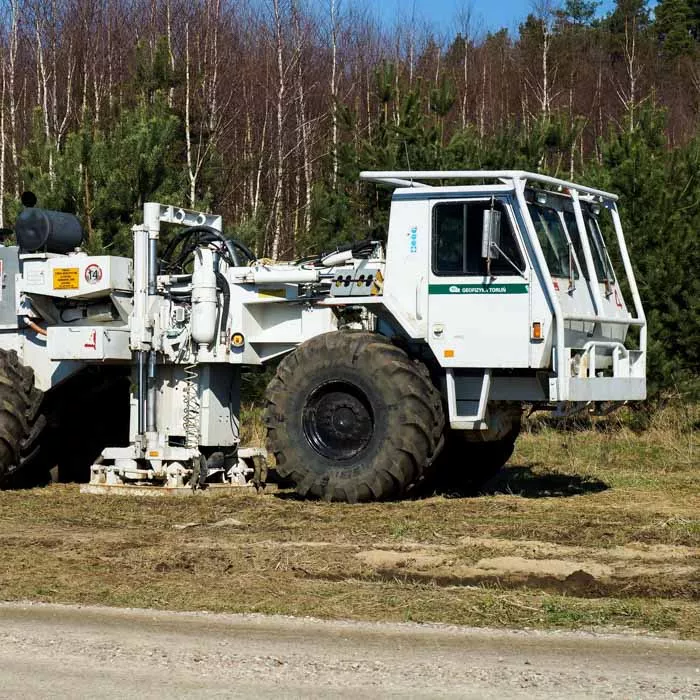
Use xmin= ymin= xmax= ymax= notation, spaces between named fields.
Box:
xmin=434 ymin=464 xmax=610 ymax=499
xmin=272 ymin=465 xmax=610 ymax=502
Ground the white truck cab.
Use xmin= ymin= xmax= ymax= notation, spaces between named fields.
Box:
xmin=368 ymin=170 xmax=646 ymax=427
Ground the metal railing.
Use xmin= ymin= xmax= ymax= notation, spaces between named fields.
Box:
xmin=359 ymin=170 xmax=619 ymax=201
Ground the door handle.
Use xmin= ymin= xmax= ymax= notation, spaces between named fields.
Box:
xmin=416 ymin=276 xmax=425 ymax=320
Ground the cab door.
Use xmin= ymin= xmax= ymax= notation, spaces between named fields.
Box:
xmin=427 ymin=197 xmax=531 ymax=368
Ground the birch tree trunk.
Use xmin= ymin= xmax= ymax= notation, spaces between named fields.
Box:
xmin=532 ymin=0 xmax=556 ymax=120
xmin=271 ymin=0 xmax=286 ymax=259
xmin=166 ymin=0 xmax=175 ymax=108
xmin=207 ymin=0 xmax=221 ymax=135
xmin=541 ymin=21 xmax=551 ymax=117
xmin=329 ymin=0 xmax=339 ymax=190
xmin=292 ymin=0 xmax=312 ymax=239
xmin=8 ymin=0 xmax=19 ymax=197
xmin=457 ymin=4 xmax=472 ymax=129
xmin=479 ymin=60 xmax=486 ymax=138
xmin=0 ymin=63 xmax=6 ymax=228
xmin=35 ymin=17 xmax=55 ymax=188
xmin=185 ymin=24 xmax=197 ymax=207
xmin=623 ymin=17 xmax=638 ymax=132
xmin=253 ymin=103 xmax=268 ymax=224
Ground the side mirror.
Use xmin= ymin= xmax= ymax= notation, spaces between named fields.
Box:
xmin=481 ymin=208 xmax=502 ymax=260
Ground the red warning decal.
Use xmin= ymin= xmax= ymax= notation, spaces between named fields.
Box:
xmin=85 ymin=263 xmax=103 ymax=284
xmin=84 ymin=329 xmax=97 ymax=350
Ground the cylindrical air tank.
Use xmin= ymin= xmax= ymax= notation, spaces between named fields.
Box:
xmin=191 ymin=247 xmax=218 ymax=347
xmin=15 ymin=207 xmax=83 ymax=253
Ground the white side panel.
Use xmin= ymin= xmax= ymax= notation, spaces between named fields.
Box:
xmin=428 ymin=279 xmax=532 ymax=367
xmin=48 ymin=326 xmax=132 ymax=361
xmin=18 ymin=334 xmax=83 ymax=391
xmin=568 ymin=377 xmax=646 ymax=401
xmin=199 ymin=364 xmax=239 ymax=447
xmin=382 ymin=198 xmax=432 ymax=339
xmin=238 ymin=298 xmax=336 ymax=364
xmin=154 ymin=366 xmax=187 ymax=439
xmin=20 ymin=255 xmax=133 ymax=300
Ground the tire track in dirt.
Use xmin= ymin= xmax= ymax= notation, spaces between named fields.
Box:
xmin=351 ymin=537 xmax=700 ymax=599
xmin=2 ymin=520 xmax=698 ymax=601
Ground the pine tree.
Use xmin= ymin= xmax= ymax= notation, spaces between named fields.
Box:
xmin=589 ymin=106 xmax=699 ymax=396
xmin=655 ymin=0 xmax=694 ymax=58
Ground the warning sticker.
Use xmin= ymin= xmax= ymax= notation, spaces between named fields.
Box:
xmin=257 ymin=288 xmax=286 ymax=299
xmin=53 ymin=267 xmax=80 ymax=290
xmin=84 ymin=263 xmax=103 ymax=284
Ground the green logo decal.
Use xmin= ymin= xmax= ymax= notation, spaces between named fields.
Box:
xmin=428 ymin=283 xmax=529 ymax=295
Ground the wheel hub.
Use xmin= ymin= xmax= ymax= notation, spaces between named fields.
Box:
xmin=303 ymin=382 xmax=374 ymax=460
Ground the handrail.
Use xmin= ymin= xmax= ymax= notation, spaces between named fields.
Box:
xmin=570 ymin=189 xmax=602 ymax=315
xmin=609 ymin=203 xmax=647 ymax=354
xmin=512 ymin=180 xmax=568 ymax=401
xmin=563 ymin=314 xmax=645 ymax=326
xmin=582 ymin=340 xmax=629 ymax=352
xmin=370 ymin=177 xmax=432 ymax=188
xmin=359 ymin=170 xmax=619 ymax=201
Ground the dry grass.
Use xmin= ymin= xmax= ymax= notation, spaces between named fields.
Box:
xmin=0 ymin=404 xmax=697 ymax=637
xmin=240 ymin=402 xmax=266 ymax=445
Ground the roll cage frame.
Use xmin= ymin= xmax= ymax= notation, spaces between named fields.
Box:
xmin=359 ymin=170 xmax=647 ymax=402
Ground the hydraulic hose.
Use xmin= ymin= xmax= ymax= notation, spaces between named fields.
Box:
xmin=215 ymin=270 xmax=231 ymax=344
xmin=23 ymin=318 xmax=47 ymax=336
xmin=160 ymin=225 xmax=240 ymax=269
xmin=232 ymin=239 xmax=256 ymax=264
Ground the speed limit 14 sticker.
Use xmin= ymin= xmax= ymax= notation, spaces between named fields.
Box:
xmin=84 ymin=263 xmax=103 ymax=284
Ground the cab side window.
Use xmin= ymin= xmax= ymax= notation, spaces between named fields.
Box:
xmin=432 ymin=200 xmax=524 ymax=276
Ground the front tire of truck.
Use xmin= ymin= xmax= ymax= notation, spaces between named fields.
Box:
xmin=0 ymin=349 xmax=47 ymax=485
xmin=265 ymin=331 xmax=444 ymax=503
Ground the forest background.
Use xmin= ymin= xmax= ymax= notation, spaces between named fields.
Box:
xmin=0 ymin=0 xmax=697 ymax=397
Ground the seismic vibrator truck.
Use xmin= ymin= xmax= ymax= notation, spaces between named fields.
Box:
xmin=0 ymin=171 xmax=646 ymax=501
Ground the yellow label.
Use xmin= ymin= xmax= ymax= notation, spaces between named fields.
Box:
xmin=53 ymin=268 xmax=79 ymax=290
xmin=257 ymin=288 xmax=286 ymax=299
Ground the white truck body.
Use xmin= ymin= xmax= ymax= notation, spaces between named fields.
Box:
xmin=0 ymin=170 xmax=646 ymax=495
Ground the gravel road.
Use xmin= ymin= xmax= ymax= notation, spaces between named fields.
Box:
xmin=0 ymin=602 xmax=697 ymax=698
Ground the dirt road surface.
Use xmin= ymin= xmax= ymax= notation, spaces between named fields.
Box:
xmin=0 ymin=602 xmax=698 ymax=699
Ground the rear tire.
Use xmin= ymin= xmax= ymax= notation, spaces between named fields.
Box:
xmin=0 ymin=349 xmax=47 ymax=485
xmin=47 ymin=368 xmax=131 ymax=483
xmin=437 ymin=418 xmax=521 ymax=493
xmin=265 ymin=331 xmax=444 ymax=502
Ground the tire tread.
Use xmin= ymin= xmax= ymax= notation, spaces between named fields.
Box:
xmin=264 ymin=331 xmax=445 ymax=502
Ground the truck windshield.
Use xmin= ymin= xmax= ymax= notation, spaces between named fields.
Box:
xmin=586 ymin=213 xmax=616 ymax=283
xmin=562 ymin=210 xmax=614 ymax=283
xmin=527 ymin=203 xmax=575 ymax=278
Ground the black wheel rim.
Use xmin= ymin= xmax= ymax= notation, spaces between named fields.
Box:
xmin=302 ymin=381 xmax=374 ymax=460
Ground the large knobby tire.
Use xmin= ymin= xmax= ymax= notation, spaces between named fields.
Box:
xmin=0 ymin=349 xmax=46 ymax=485
xmin=265 ymin=331 xmax=444 ymax=502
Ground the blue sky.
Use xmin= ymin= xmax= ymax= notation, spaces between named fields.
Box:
xmin=372 ymin=0 xmax=618 ymax=36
